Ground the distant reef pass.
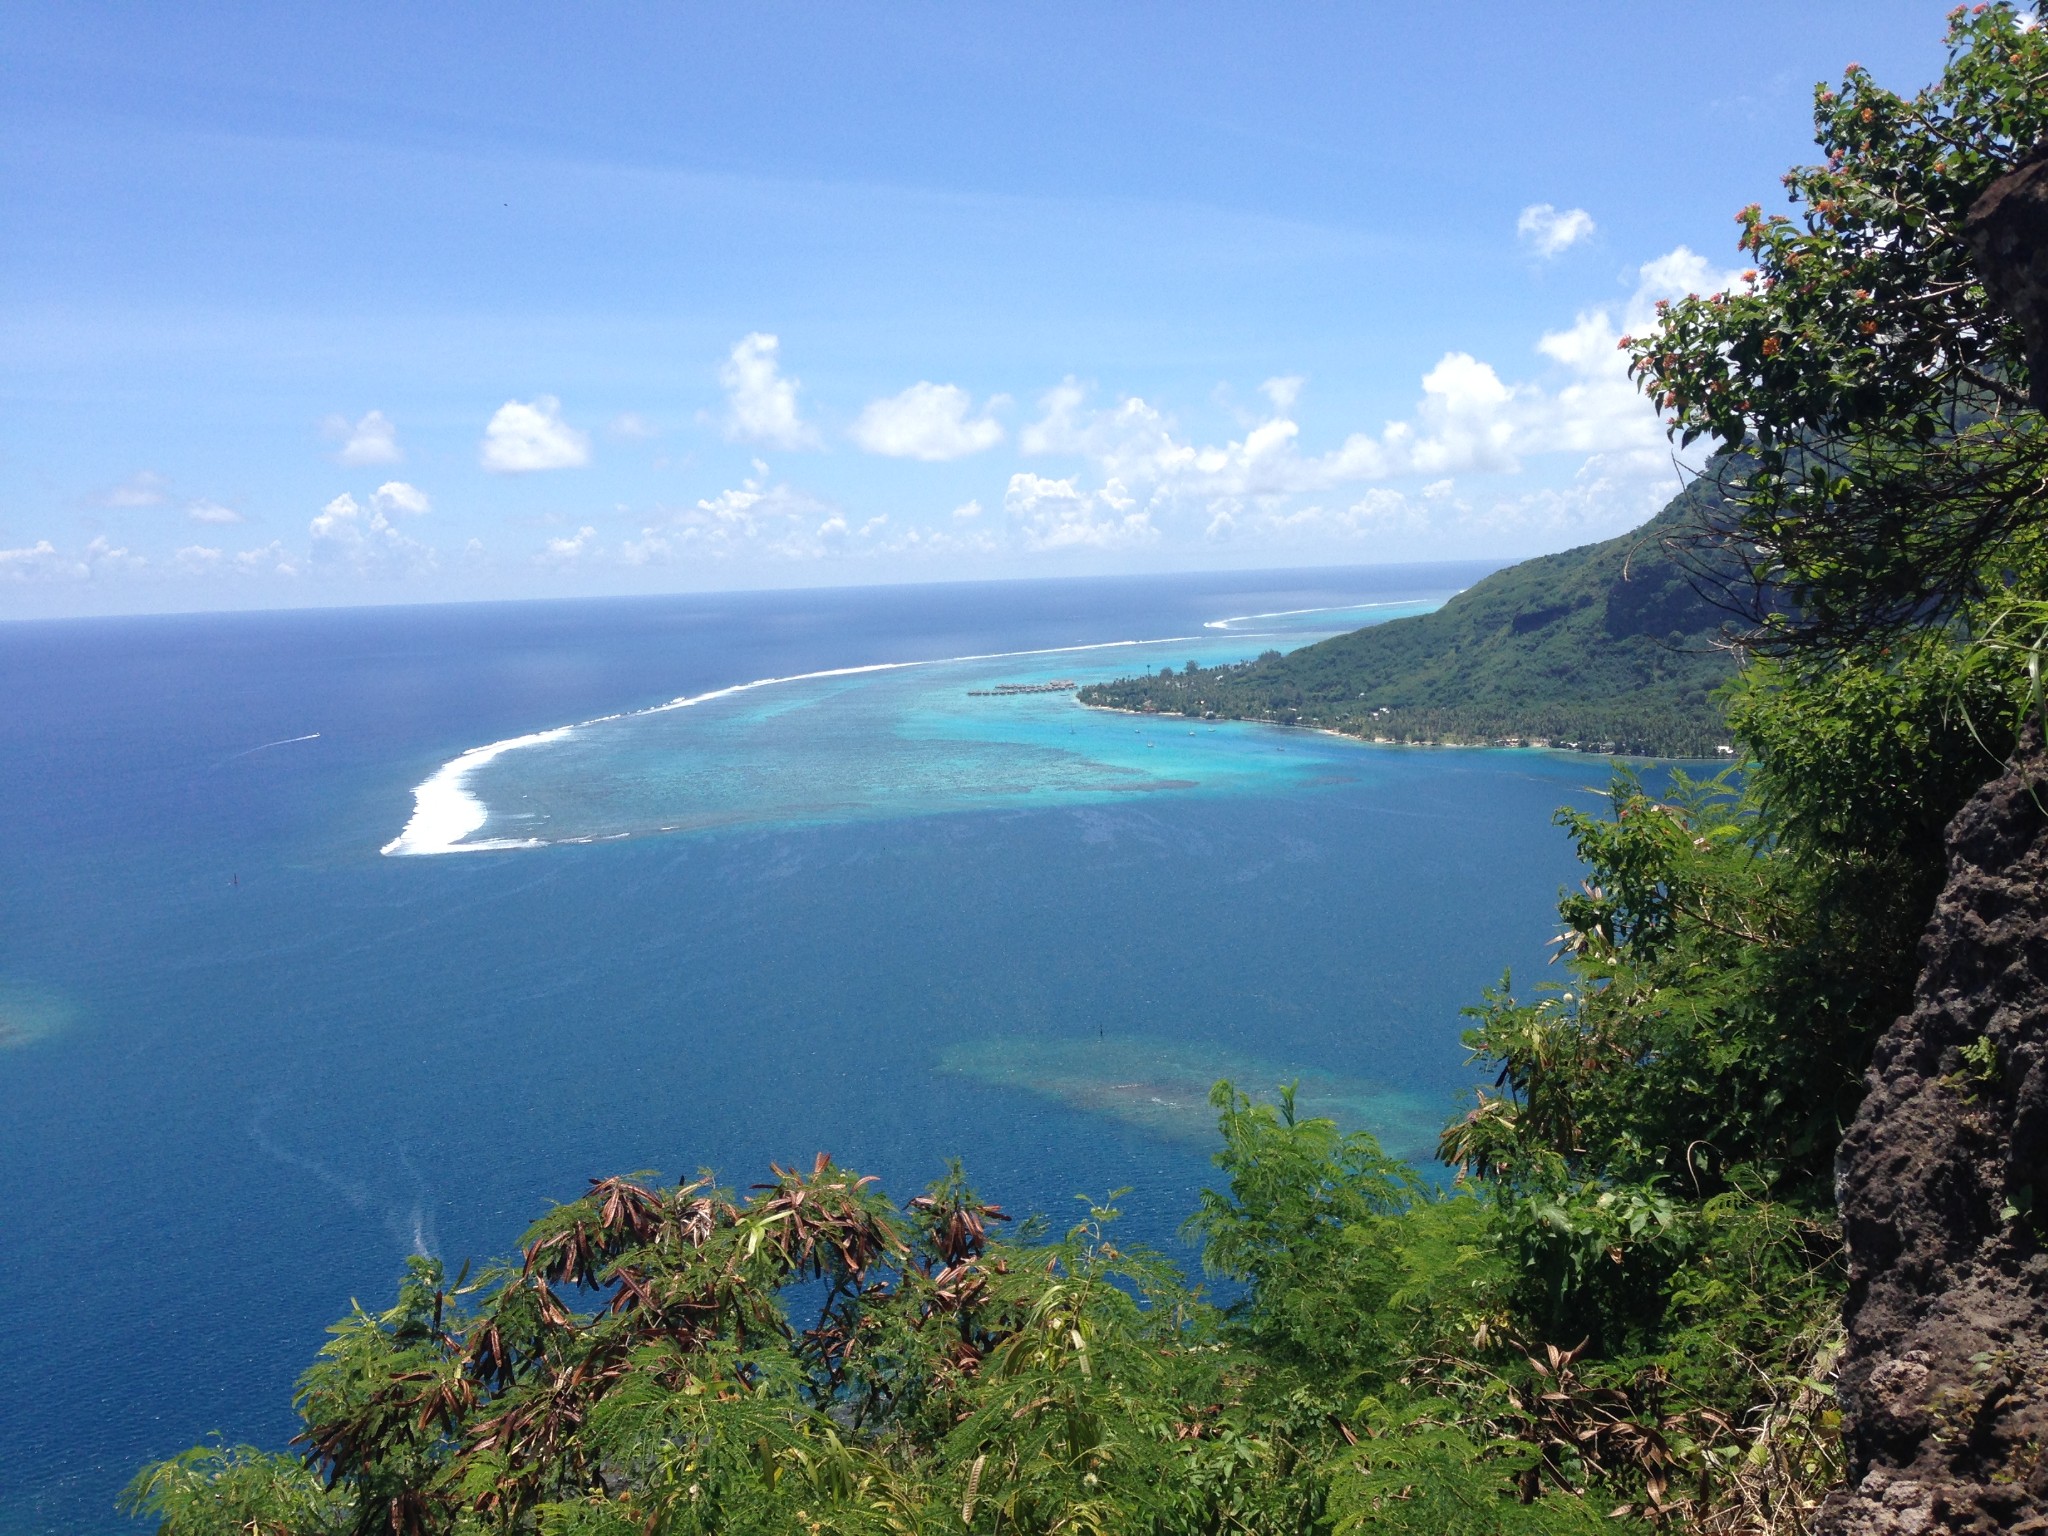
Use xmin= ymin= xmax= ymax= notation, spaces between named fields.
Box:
xmin=1080 ymin=477 xmax=1746 ymax=758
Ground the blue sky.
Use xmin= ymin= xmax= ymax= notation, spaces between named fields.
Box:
xmin=1 ymin=2 xmax=1955 ymax=616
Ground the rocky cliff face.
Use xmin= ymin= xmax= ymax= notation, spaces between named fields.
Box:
xmin=1820 ymin=150 xmax=2048 ymax=1536
xmin=1966 ymin=151 xmax=2048 ymax=413
xmin=1822 ymin=735 xmax=2048 ymax=1534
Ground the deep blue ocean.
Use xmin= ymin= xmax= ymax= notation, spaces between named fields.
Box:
xmin=0 ymin=566 xmax=1618 ymax=1533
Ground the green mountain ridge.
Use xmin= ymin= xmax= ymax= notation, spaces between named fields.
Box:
xmin=1080 ymin=477 xmax=1745 ymax=757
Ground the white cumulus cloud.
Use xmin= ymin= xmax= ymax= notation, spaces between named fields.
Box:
xmin=849 ymin=382 xmax=1005 ymax=460
xmin=309 ymin=492 xmax=437 ymax=575
xmin=1021 ymin=380 xmax=1387 ymax=498
xmin=621 ymin=467 xmax=875 ymax=565
xmin=1517 ymin=203 xmax=1597 ymax=258
xmin=327 ymin=409 xmax=403 ymax=466
xmin=537 ymin=526 xmax=599 ymax=566
xmin=370 ymin=481 xmax=432 ymax=516
xmin=0 ymin=540 xmax=68 ymax=579
xmin=1632 ymin=246 xmax=1747 ymax=309
xmin=175 ymin=540 xmax=300 ymax=577
xmin=235 ymin=541 xmax=298 ymax=576
xmin=994 ymin=243 xmax=1752 ymax=559
xmin=175 ymin=545 xmax=224 ymax=573
xmin=719 ymin=333 xmax=820 ymax=450
xmin=1392 ymin=352 xmax=1522 ymax=475
xmin=480 ymin=397 xmax=591 ymax=473
xmin=0 ymin=536 xmax=143 ymax=581
xmin=1016 ymin=243 xmax=1741 ymax=545
xmin=86 ymin=535 xmax=144 ymax=574
xmin=1260 ymin=376 xmax=1304 ymax=413
xmin=1003 ymin=473 xmax=1157 ymax=551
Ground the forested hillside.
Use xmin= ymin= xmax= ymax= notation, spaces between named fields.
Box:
xmin=1079 ymin=476 xmax=1743 ymax=757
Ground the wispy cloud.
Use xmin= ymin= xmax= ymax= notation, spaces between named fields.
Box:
xmin=537 ymin=525 xmax=599 ymax=566
xmin=326 ymin=410 xmax=403 ymax=466
xmin=623 ymin=467 xmax=836 ymax=564
xmin=175 ymin=540 xmax=299 ymax=577
xmin=0 ymin=540 xmax=68 ymax=578
xmin=174 ymin=544 xmax=225 ymax=573
xmin=617 ymin=467 xmax=993 ymax=566
xmin=0 ymin=536 xmax=144 ymax=581
xmin=1517 ymin=203 xmax=1596 ymax=258
xmin=99 ymin=471 xmax=168 ymax=508
xmin=1004 ymin=473 xmax=1156 ymax=551
xmin=233 ymin=540 xmax=298 ymax=576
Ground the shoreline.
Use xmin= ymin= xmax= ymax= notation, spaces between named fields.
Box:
xmin=381 ymin=597 xmax=1679 ymax=859
xmin=1072 ymin=698 xmax=1730 ymax=765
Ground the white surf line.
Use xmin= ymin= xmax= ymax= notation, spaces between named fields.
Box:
xmin=380 ymin=726 xmax=575 ymax=856
xmin=218 ymin=731 xmax=321 ymax=764
xmin=382 ymin=635 xmax=1217 ymax=858
xmin=1203 ymin=599 xmax=1440 ymax=631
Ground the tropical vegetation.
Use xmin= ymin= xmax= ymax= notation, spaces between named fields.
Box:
xmin=1077 ymin=478 xmax=1743 ymax=759
xmin=128 ymin=8 xmax=2048 ymax=1532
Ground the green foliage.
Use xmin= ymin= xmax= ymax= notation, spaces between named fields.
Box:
xmin=1331 ymin=1412 xmax=1625 ymax=1536
xmin=135 ymin=1104 xmax=1734 ymax=1536
xmin=1446 ymin=627 xmax=2015 ymax=1231
xmin=1187 ymin=1083 xmax=1419 ymax=1388
xmin=134 ymin=1153 xmax=1346 ymax=1536
xmin=1628 ymin=4 xmax=2048 ymax=645
xmin=122 ymin=1443 xmax=348 ymax=1536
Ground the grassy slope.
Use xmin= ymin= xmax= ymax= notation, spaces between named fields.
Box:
xmin=1080 ymin=478 xmax=1744 ymax=756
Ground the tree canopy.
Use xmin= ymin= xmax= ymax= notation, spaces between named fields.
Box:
xmin=1627 ymin=5 xmax=2048 ymax=645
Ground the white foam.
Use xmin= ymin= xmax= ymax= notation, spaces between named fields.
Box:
xmin=382 ymin=633 xmax=1219 ymax=857
xmin=381 ymin=726 xmax=574 ymax=856
xmin=1203 ymin=599 xmax=1435 ymax=631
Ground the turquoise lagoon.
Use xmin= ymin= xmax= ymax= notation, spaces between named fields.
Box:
xmin=384 ymin=601 xmax=1437 ymax=854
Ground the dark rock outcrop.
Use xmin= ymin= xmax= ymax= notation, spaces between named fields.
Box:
xmin=1823 ymin=736 xmax=2048 ymax=1534
xmin=1967 ymin=152 xmax=2048 ymax=413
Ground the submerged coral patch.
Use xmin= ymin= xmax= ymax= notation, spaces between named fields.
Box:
xmin=0 ymin=982 xmax=74 ymax=1050
xmin=939 ymin=1034 xmax=1444 ymax=1161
